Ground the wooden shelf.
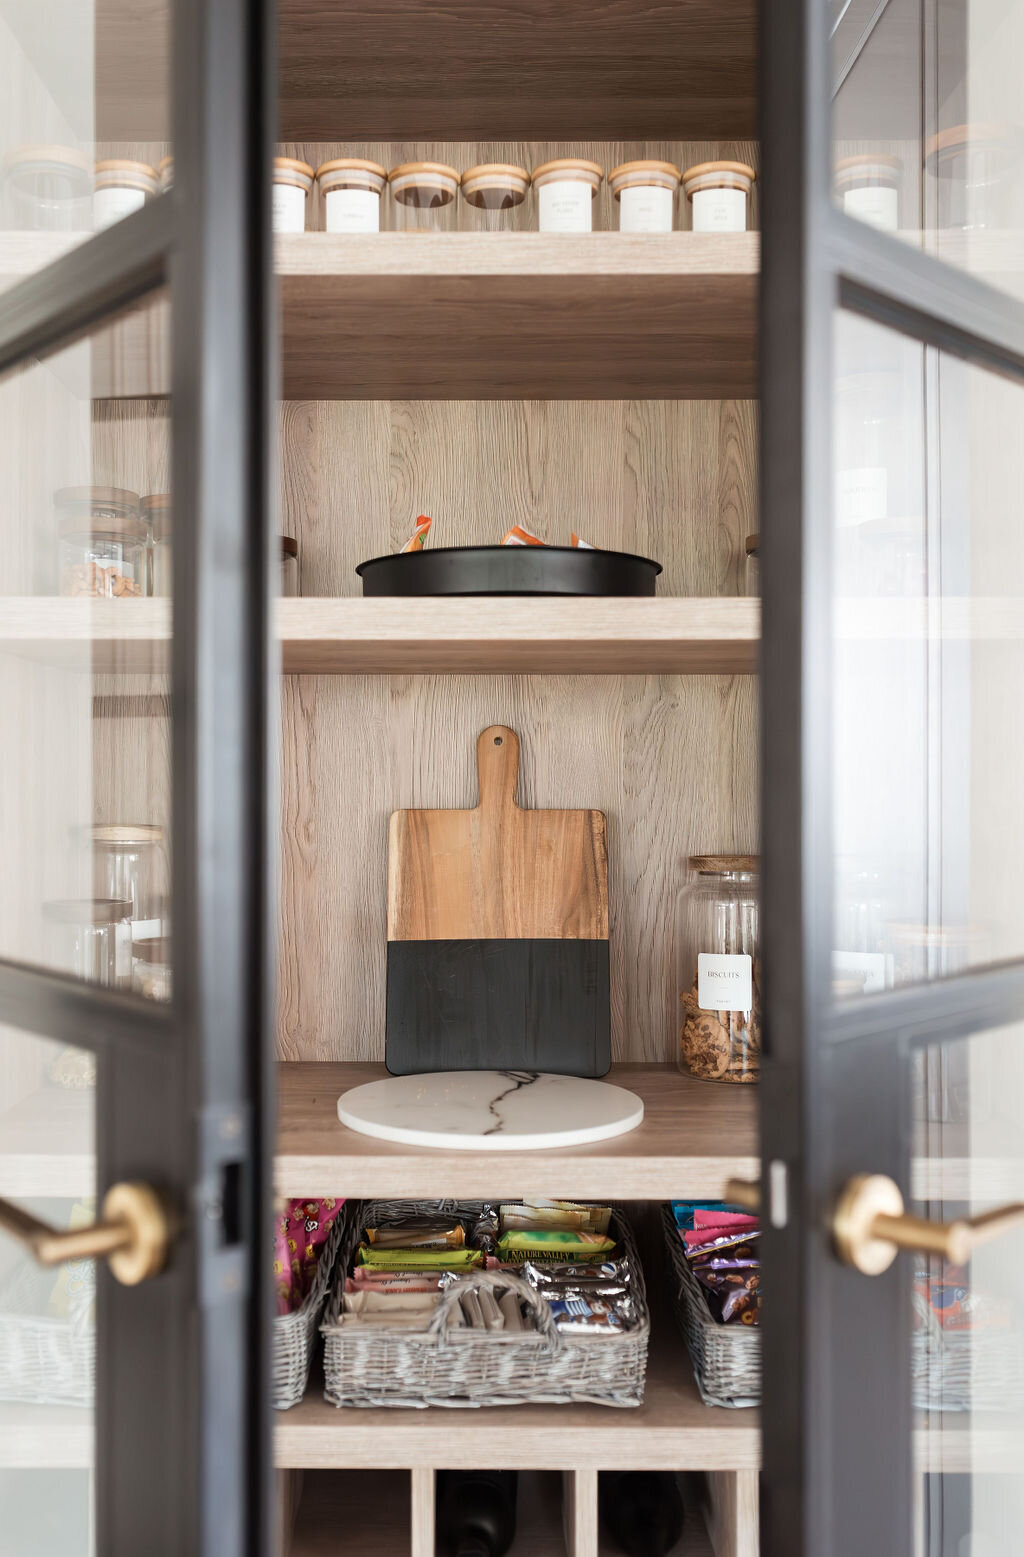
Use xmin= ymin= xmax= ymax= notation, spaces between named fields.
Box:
xmin=277 ymin=233 xmax=758 ymax=400
xmin=94 ymin=0 xmax=757 ymax=142
xmin=275 ymin=1324 xmax=761 ymax=1473
xmin=276 ymin=1062 xmax=758 ymax=1201
xmin=0 ymin=232 xmax=759 ymax=400
xmin=5 ymin=1065 xmax=1020 ymax=1203
xmin=0 ymin=597 xmax=760 ymax=677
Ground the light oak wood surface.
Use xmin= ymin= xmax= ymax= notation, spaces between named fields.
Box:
xmin=274 ymin=1063 xmax=757 ymax=1199
xmin=275 ymin=1322 xmax=761 ymax=1473
xmin=706 ymin=1469 xmax=759 ymax=1557
xmin=564 ymin=1467 xmax=599 ymax=1557
xmin=389 ymin=724 xmax=608 ymax=941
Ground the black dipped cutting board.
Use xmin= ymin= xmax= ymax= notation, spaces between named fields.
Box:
xmin=385 ymin=724 xmax=610 ymax=1076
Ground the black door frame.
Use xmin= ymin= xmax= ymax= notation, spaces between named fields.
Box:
xmin=759 ymin=0 xmax=1024 ymax=1553
xmin=0 ymin=1 xmax=276 ymax=1552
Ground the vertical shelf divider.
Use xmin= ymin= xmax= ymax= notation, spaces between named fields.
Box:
xmin=706 ymin=1469 xmax=759 ymax=1557
xmin=411 ymin=1466 xmax=436 ymax=1557
xmin=562 ymin=1468 xmax=599 ymax=1557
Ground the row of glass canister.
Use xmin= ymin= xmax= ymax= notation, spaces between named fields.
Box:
xmin=275 ymin=157 xmax=756 ymax=234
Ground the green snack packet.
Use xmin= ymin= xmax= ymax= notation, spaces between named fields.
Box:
xmin=496 ymin=1229 xmax=617 ymax=1264
xmin=355 ymin=1245 xmax=484 ymax=1271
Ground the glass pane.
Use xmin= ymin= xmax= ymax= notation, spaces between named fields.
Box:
xmin=832 ymin=309 xmax=1024 ymax=999
xmin=831 ymin=0 xmax=1024 ymax=300
xmin=0 ymin=290 xmax=172 ymax=993
xmin=912 ymin=1024 xmax=1024 ymax=1555
xmin=0 ymin=0 xmax=170 ymax=279
xmin=0 ymin=1024 xmax=96 ymax=1556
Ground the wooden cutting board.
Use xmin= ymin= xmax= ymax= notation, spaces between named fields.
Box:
xmin=386 ymin=724 xmax=611 ymax=1076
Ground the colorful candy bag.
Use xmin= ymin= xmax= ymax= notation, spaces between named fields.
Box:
xmin=273 ymin=1197 xmax=344 ymax=1316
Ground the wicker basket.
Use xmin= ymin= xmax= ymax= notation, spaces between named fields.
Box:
xmin=0 ymin=1201 xmax=347 ymax=1411
xmin=0 ymin=1259 xmax=95 ymax=1407
xmin=322 ymin=1199 xmax=649 ymax=1410
xmin=911 ymin=1288 xmax=1024 ymax=1414
xmin=272 ymin=1205 xmax=349 ymax=1409
xmin=661 ymin=1203 xmax=760 ymax=1409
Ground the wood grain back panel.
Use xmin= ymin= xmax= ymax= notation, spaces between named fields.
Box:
xmin=388 ymin=725 xmax=608 ymax=941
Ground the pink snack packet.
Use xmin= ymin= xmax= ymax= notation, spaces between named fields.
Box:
xmin=273 ymin=1197 xmax=344 ymax=1315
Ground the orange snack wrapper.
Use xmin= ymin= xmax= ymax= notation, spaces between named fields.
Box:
xmin=400 ymin=515 xmax=432 ymax=552
xmin=571 ymin=532 xmax=596 ymax=549
xmin=501 ymin=524 xmax=546 ymax=546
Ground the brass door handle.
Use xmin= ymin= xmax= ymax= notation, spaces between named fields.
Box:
xmin=727 ymin=1173 xmax=1024 ymax=1276
xmin=0 ymin=1182 xmax=171 ymax=1285
xmin=833 ymin=1174 xmax=1024 ymax=1275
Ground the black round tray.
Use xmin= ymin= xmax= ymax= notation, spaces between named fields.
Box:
xmin=356 ymin=545 xmax=662 ymax=597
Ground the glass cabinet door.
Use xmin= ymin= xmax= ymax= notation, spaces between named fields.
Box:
xmin=0 ymin=2 xmax=275 ymax=1553
xmin=760 ymin=0 xmax=1024 ymax=1552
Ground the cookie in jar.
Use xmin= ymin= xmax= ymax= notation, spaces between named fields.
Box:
xmin=677 ymin=854 xmax=761 ymax=1082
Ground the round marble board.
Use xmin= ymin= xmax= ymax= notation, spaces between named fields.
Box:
xmin=336 ymin=1070 xmax=645 ymax=1151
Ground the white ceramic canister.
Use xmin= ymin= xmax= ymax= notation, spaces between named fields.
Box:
xmin=834 ymin=154 xmax=901 ymax=231
xmin=608 ymin=160 xmax=681 ymax=233
xmin=532 ymin=158 xmax=604 ymax=233
xmin=272 ymin=156 xmax=314 ymax=233
xmin=93 ymin=160 xmax=158 ymax=229
xmin=682 ymin=160 xmax=756 ymax=233
xmin=316 ymin=157 xmax=387 ymax=233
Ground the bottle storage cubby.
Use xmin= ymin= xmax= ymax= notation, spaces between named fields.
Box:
xmin=281 ymin=1467 xmax=758 ymax=1555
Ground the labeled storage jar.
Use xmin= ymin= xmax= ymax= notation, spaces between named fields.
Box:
xmin=142 ymin=493 xmax=172 ymax=596
xmin=88 ymin=823 xmax=165 ymax=939
xmin=157 ymin=155 xmax=174 ymax=193
xmin=682 ymin=161 xmax=755 ymax=232
xmin=533 ymin=158 xmax=603 ymax=233
xmin=608 ymin=160 xmax=681 ymax=233
xmin=677 ymin=855 xmax=761 ymax=1083
xmin=3 ymin=144 xmax=92 ymax=231
xmin=93 ymin=159 xmax=158 ymax=230
xmin=460 ymin=163 xmax=531 ymax=230
xmin=388 ymin=161 xmax=460 ymax=232
xmin=132 ymin=936 xmax=172 ymax=1002
xmin=280 ymin=534 xmax=298 ymax=596
xmin=316 ymin=157 xmax=387 ymax=233
xmin=56 ymin=487 xmax=146 ymax=598
xmin=834 ymin=154 xmax=901 ymax=231
xmin=272 ymin=157 xmax=314 ymax=232
xmin=43 ymin=898 xmax=133 ymax=988
xmin=926 ymin=124 xmax=1020 ymax=230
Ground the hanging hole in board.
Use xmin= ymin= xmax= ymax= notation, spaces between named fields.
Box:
xmin=494 ymin=736 xmax=503 ymax=746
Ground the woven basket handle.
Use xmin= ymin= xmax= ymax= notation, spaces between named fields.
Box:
xmin=427 ymin=1269 xmax=564 ymax=1352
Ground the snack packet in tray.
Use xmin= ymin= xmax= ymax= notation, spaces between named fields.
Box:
xmin=400 ymin=515 xmax=432 ymax=552
xmin=500 ymin=524 xmax=546 ymax=545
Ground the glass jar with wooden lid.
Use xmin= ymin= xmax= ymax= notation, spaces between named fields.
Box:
xmin=43 ymin=897 xmax=134 ymax=988
xmin=132 ymin=936 xmax=172 ymax=1002
xmin=87 ymin=823 xmax=166 ymax=939
xmin=459 ymin=163 xmax=531 ymax=230
xmin=607 ymin=160 xmax=681 ymax=233
xmin=532 ymin=158 xmax=604 ymax=232
xmin=388 ymin=162 xmax=460 ymax=232
xmin=157 ymin=155 xmax=174 ymax=193
xmin=93 ymin=159 xmax=159 ymax=230
xmin=142 ymin=493 xmax=172 ymax=596
xmin=834 ymin=154 xmax=901 ymax=231
xmin=676 ymin=854 xmax=761 ymax=1082
xmin=925 ymin=124 xmax=1021 ymax=230
xmin=681 ymin=161 xmax=756 ymax=232
xmin=55 ymin=487 xmax=146 ymax=598
xmin=315 ymin=157 xmax=388 ymax=233
xmin=3 ymin=144 xmax=92 ymax=230
xmin=272 ymin=156 xmax=314 ymax=232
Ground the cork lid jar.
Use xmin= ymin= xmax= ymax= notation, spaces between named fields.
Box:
xmin=388 ymin=161 xmax=461 ymax=230
xmin=608 ymin=160 xmax=682 ymax=233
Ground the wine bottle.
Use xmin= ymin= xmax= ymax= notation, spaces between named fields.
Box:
xmin=600 ymin=1470 xmax=686 ymax=1556
xmin=435 ymin=1469 xmax=518 ymax=1557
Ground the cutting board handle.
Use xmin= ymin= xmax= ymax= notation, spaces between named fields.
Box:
xmin=476 ymin=725 xmax=520 ymax=813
